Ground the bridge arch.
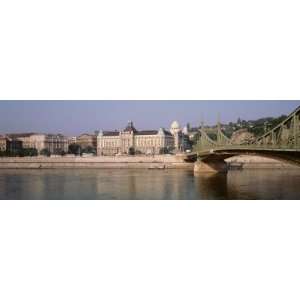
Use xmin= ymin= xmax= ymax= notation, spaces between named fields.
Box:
xmin=194 ymin=148 xmax=300 ymax=173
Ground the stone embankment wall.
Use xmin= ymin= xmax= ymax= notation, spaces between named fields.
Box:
xmin=1 ymin=155 xmax=298 ymax=170
xmin=226 ymin=155 xmax=300 ymax=169
xmin=0 ymin=155 xmax=194 ymax=169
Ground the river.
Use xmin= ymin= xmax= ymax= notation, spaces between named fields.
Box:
xmin=0 ymin=169 xmax=300 ymax=200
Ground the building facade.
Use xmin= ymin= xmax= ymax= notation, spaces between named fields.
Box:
xmin=44 ymin=134 xmax=69 ymax=154
xmin=76 ymin=133 xmax=97 ymax=149
xmin=7 ymin=133 xmax=46 ymax=152
xmin=0 ymin=135 xmax=7 ymax=151
xmin=68 ymin=136 xmax=77 ymax=145
xmin=6 ymin=133 xmax=69 ymax=154
xmin=6 ymin=138 xmax=23 ymax=153
xmin=97 ymin=121 xmax=189 ymax=156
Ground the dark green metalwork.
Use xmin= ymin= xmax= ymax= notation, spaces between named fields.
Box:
xmin=193 ymin=106 xmax=300 ymax=153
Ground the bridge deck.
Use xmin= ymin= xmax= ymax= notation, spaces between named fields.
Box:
xmin=196 ymin=147 xmax=300 ymax=156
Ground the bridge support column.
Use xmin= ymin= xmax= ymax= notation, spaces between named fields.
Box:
xmin=194 ymin=160 xmax=228 ymax=174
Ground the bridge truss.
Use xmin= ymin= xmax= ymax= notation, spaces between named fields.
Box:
xmin=254 ymin=106 xmax=300 ymax=149
xmin=194 ymin=106 xmax=300 ymax=152
xmin=194 ymin=121 xmax=232 ymax=152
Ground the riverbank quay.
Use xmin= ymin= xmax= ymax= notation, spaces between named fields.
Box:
xmin=1 ymin=154 xmax=299 ymax=170
xmin=0 ymin=154 xmax=194 ymax=169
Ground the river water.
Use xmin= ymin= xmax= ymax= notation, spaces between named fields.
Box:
xmin=0 ymin=169 xmax=300 ymax=200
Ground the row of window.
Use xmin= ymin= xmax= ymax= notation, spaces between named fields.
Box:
xmin=99 ymin=138 xmax=174 ymax=148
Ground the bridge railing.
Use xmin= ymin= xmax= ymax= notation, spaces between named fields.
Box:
xmin=193 ymin=143 xmax=300 ymax=153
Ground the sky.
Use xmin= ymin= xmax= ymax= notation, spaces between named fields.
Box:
xmin=0 ymin=100 xmax=299 ymax=136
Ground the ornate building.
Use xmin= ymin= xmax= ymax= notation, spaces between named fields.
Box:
xmin=170 ymin=121 xmax=190 ymax=152
xmin=97 ymin=121 xmax=175 ymax=156
xmin=76 ymin=133 xmax=97 ymax=150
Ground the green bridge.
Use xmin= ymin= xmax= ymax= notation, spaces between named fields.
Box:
xmin=190 ymin=105 xmax=300 ymax=173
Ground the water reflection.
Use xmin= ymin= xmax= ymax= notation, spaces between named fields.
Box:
xmin=0 ymin=169 xmax=300 ymax=199
xmin=227 ymin=170 xmax=300 ymax=200
xmin=194 ymin=173 xmax=228 ymax=199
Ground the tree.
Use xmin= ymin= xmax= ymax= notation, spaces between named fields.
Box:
xmin=19 ymin=148 xmax=38 ymax=157
xmin=128 ymin=147 xmax=135 ymax=155
xmin=207 ymin=132 xmax=217 ymax=140
xmin=53 ymin=148 xmax=66 ymax=156
xmin=159 ymin=147 xmax=169 ymax=154
xmin=81 ymin=146 xmax=96 ymax=154
xmin=68 ymin=143 xmax=81 ymax=156
xmin=189 ymin=132 xmax=200 ymax=146
xmin=40 ymin=148 xmax=51 ymax=157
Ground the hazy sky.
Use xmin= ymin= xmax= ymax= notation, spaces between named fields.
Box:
xmin=0 ymin=100 xmax=299 ymax=136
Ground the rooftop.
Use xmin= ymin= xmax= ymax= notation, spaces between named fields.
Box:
xmin=101 ymin=128 xmax=173 ymax=137
xmin=103 ymin=131 xmax=120 ymax=136
xmin=124 ymin=121 xmax=137 ymax=133
xmin=77 ymin=133 xmax=96 ymax=138
xmin=7 ymin=133 xmax=39 ymax=138
xmin=135 ymin=130 xmax=158 ymax=135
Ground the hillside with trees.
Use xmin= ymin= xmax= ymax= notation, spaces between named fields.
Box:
xmin=222 ymin=114 xmax=287 ymax=138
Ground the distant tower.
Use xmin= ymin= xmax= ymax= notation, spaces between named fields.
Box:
xmin=170 ymin=121 xmax=182 ymax=152
xmin=200 ymin=113 xmax=204 ymax=129
xmin=183 ymin=123 xmax=190 ymax=135
xmin=170 ymin=120 xmax=181 ymax=135
xmin=217 ymin=113 xmax=221 ymax=131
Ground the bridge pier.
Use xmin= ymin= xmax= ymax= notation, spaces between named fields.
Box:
xmin=194 ymin=159 xmax=228 ymax=174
